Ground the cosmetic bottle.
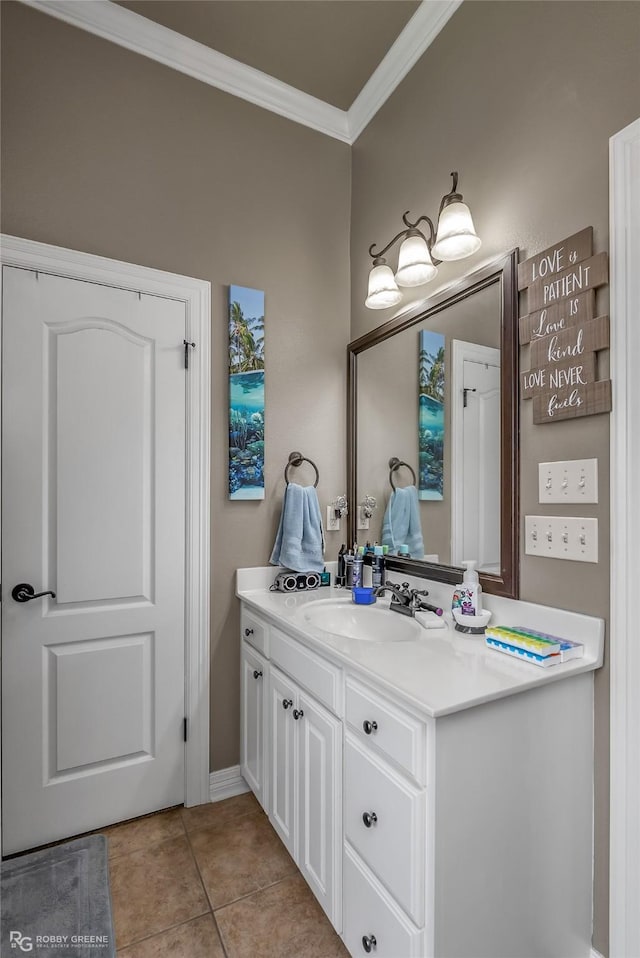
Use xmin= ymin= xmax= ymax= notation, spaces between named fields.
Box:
xmin=371 ymin=545 xmax=385 ymax=589
xmin=451 ymin=560 xmax=482 ymax=616
xmin=352 ymin=551 xmax=364 ymax=589
xmin=344 ymin=550 xmax=354 ymax=588
xmin=336 ymin=544 xmax=346 ymax=587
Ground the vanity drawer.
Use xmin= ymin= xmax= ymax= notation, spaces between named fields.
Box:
xmin=270 ymin=626 xmax=341 ymax=715
xmin=344 ymin=734 xmax=425 ymax=926
xmin=241 ymin=609 xmax=269 ymax=656
xmin=346 ymin=677 xmax=426 ymax=784
xmin=343 ymin=843 xmax=423 ymax=958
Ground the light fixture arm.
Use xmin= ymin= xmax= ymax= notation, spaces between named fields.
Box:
xmin=368 ymin=225 xmax=420 ymax=263
xmin=438 ymin=170 xmax=463 ymax=215
xmin=401 ymin=212 xmax=441 ymax=266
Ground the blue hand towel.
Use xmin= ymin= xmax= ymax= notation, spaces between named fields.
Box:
xmin=270 ymin=482 xmax=325 ymax=573
xmin=381 ymin=485 xmax=424 ymax=558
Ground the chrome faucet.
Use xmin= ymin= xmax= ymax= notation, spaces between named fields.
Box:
xmin=373 ymin=581 xmax=438 ymax=617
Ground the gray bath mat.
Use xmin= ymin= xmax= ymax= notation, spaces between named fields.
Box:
xmin=1 ymin=834 xmax=115 ymax=957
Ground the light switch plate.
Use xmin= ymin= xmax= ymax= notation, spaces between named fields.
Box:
xmin=326 ymin=506 xmax=340 ymax=532
xmin=525 ymin=515 xmax=598 ymax=562
xmin=357 ymin=507 xmax=370 ymax=531
xmin=538 ymin=459 xmax=598 ymax=503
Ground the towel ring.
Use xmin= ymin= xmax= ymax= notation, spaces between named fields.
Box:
xmin=388 ymin=457 xmax=417 ymax=490
xmin=285 ymin=451 xmax=319 ymax=488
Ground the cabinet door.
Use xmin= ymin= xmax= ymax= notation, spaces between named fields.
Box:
xmin=269 ymin=665 xmax=297 ymax=858
xmin=298 ymin=690 xmax=342 ymax=931
xmin=240 ymin=641 xmax=268 ymax=810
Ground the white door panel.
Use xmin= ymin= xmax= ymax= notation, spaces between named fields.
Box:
xmin=462 ymin=358 xmax=501 ymax=569
xmin=2 ymin=267 xmax=187 ymax=854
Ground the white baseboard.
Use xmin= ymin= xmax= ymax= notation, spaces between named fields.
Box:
xmin=209 ymin=765 xmax=251 ymax=803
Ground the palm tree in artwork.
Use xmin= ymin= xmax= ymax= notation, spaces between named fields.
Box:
xmin=419 ymin=345 xmax=445 ymax=402
xmin=230 ymin=302 xmax=257 ymax=373
xmin=248 ymin=316 xmax=265 ymax=368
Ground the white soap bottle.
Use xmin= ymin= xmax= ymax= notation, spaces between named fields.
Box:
xmin=452 ymin=560 xmax=482 ymax=616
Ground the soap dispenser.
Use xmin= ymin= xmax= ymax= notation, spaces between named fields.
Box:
xmin=452 ymin=560 xmax=482 ymax=616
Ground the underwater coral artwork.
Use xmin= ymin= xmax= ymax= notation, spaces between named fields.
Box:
xmin=418 ymin=329 xmax=445 ymax=501
xmin=229 ymin=285 xmax=265 ymax=500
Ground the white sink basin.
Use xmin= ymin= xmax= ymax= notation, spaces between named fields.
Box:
xmin=299 ymin=598 xmax=421 ymax=642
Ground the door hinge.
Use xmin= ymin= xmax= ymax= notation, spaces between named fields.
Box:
xmin=183 ymin=340 xmax=196 ymax=369
xmin=183 ymin=717 xmax=188 ymax=742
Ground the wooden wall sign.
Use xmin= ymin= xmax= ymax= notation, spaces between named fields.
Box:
xmin=518 ymin=227 xmax=611 ymax=424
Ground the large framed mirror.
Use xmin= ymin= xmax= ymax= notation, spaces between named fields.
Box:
xmin=347 ymin=249 xmax=519 ymax=598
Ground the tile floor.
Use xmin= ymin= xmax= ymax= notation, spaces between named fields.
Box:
xmin=99 ymin=792 xmax=349 ymax=957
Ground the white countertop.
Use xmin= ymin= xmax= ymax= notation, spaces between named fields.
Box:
xmin=237 ymin=566 xmax=605 ymax=719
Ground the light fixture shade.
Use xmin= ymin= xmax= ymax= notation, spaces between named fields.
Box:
xmin=431 ymin=201 xmax=481 ymax=261
xmin=365 ymin=263 xmax=402 ymax=309
xmin=395 ymin=234 xmax=438 ymax=287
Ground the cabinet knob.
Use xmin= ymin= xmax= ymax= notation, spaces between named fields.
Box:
xmin=293 ymin=708 xmax=304 ymax=720
xmin=362 ymin=811 xmax=378 ymax=828
xmin=244 ymin=628 xmax=254 ymax=637
xmin=253 ymin=670 xmax=262 ymax=680
xmin=361 ymin=934 xmax=377 ymax=953
xmin=282 ymin=699 xmax=293 ymax=710
xmin=363 ymin=720 xmax=378 ymax=735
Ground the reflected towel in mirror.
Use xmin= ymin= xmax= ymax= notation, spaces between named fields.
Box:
xmin=270 ymin=482 xmax=325 ymax=573
xmin=381 ymin=485 xmax=424 ymax=558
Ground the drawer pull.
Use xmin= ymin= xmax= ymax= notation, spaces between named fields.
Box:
xmin=282 ymin=699 xmax=293 ymax=710
xmin=362 ymin=811 xmax=378 ymax=828
xmin=244 ymin=627 xmax=254 ymax=637
xmin=252 ymin=669 xmax=263 ymax=680
xmin=362 ymin=934 xmax=377 ymax=953
xmin=293 ymin=708 xmax=304 ymax=720
xmin=363 ymin=719 xmax=378 ymax=735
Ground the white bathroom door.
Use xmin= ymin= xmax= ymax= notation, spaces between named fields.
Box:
xmin=460 ymin=353 xmax=501 ymax=570
xmin=1 ymin=267 xmax=187 ymax=854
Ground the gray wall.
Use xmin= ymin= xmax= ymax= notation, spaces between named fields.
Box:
xmin=350 ymin=3 xmax=640 ymax=952
xmin=0 ymin=1 xmax=351 ymax=773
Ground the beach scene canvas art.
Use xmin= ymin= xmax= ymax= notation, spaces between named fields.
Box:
xmin=229 ymin=285 xmax=265 ymax=500
xmin=418 ymin=329 xmax=445 ymax=500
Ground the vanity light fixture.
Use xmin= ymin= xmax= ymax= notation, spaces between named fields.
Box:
xmin=365 ymin=172 xmax=481 ymax=309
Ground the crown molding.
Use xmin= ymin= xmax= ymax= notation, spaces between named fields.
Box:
xmin=347 ymin=0 xmax=463 ymax=143
xmin=20 ymin=0 xmax=461 ymax=145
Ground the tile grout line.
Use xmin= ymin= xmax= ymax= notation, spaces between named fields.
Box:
xmin=115 ymin=911 xmax=213 ymax=955
xmin=109 ymin=813 xmax=210 ymax=953
xmin=182 ymin=814 xmax=231 ymax=958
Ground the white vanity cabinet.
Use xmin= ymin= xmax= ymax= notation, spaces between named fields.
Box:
xmin=269 ymin=663 xmax=342 ymax=926
xmin=241 ymin=612 xmax=343 ymax=929
xmin=240 ymin=640 xmax=268 ymax=811
xmin=240 ymin=608 xmax=269 ymax=811
xmin=239 ymin=595 xmax=598 ymax=958
xmin=343 ymin=677 xmax=427 ymax=957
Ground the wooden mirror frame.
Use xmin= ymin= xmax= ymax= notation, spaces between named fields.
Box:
xmin=347 ymin=249 xmax=519 ymax=599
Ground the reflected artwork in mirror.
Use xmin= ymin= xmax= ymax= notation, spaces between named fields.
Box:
xmin=347 ymin=250 xmax=519 ymax=598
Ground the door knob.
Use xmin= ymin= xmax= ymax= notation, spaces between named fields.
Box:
xmin=282 ymin=699 xmax=293 ymax=710
xmin=12 ymin=583 xmax=56 ymax=603
xmin=363 ymin=720 xmax=378 ymax=735
xmin=253 ymin=670 xmax=263 ymax=680
xmin=362 ymin=934 xmax=377 ymax=953
xmin=362 ymin=811 xmax=378 ymax=828
xmin=293 ymin=708 xmax=304 ymax=720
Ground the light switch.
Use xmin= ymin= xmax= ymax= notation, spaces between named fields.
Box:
xmin=525 ymin=515 xmax=598 ymax=562
xmin=538 ymin=459 xmax=598 ymax=503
